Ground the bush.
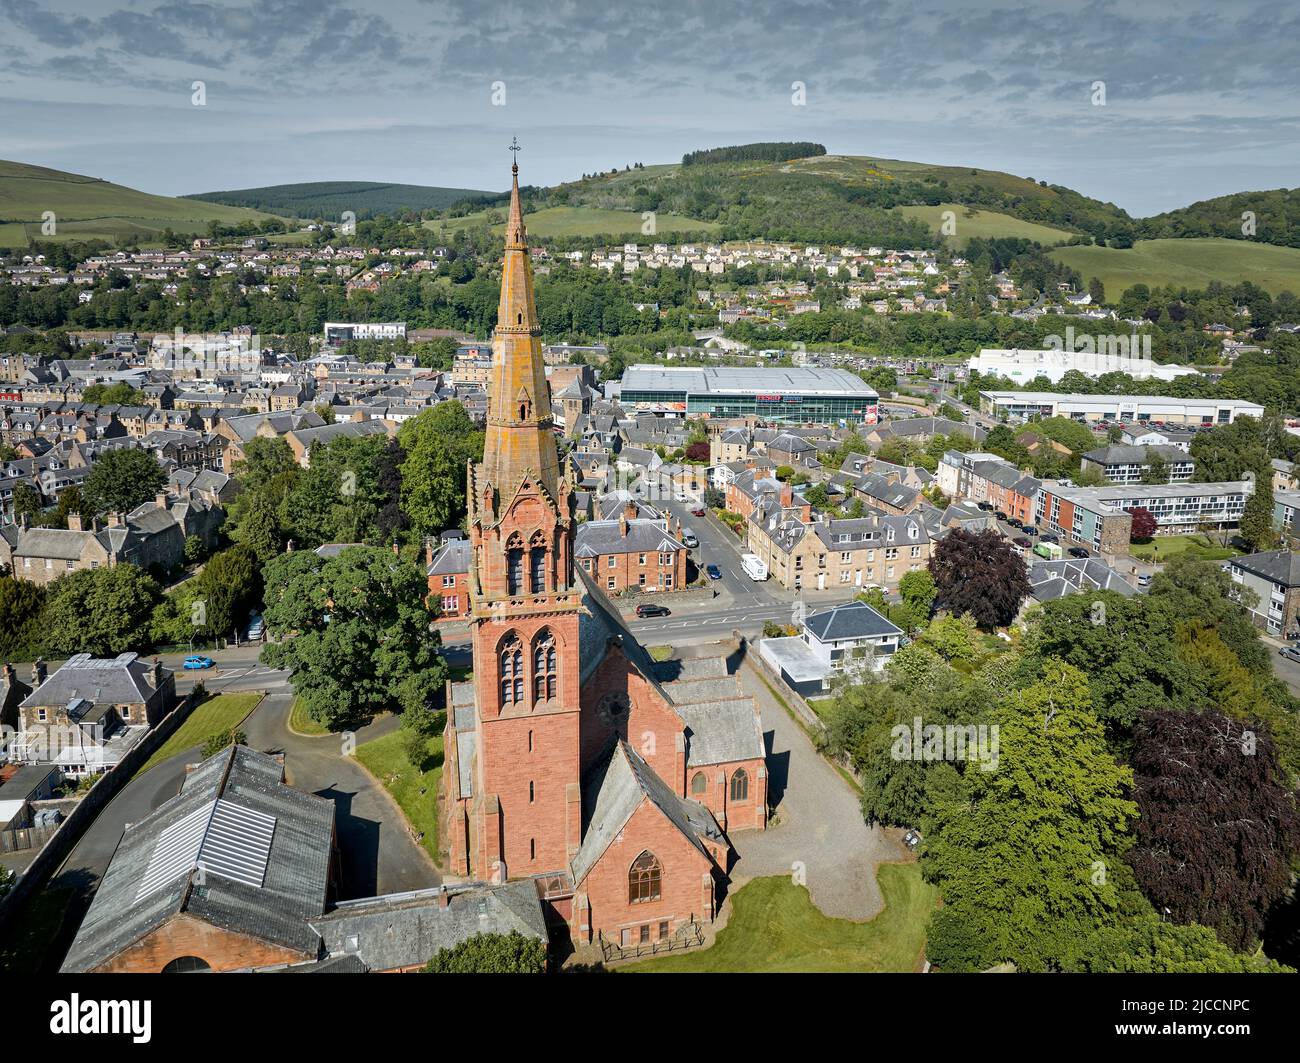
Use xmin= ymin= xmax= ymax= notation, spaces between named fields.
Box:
xmin=201 ymin=728 xmax=248 ymax=759
xmin=422 ymin=931 xmax=547 ymax=974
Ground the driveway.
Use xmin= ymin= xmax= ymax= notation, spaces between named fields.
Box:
xmin=727 ymin=657 xmax=904 ymax=921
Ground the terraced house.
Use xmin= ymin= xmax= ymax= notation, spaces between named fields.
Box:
xmin=574 ymin=499 xmax=688 ymax=594
xmin=748 ymin=509 xmax=931 ymax=591
xmin=936 ymin=450 xmax=1041 ymax=524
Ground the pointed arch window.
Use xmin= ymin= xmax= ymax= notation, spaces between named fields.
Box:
xmin=533 ymin=630 xmax=557 ymax=703
xmin=730 ymin=768 xmax=749 ymax=802
xmin=506 ymin=533 xmax=524 ymax=595
xmin=500 ymin=634 xmax=523 ymax=707
xmin=529 ymin=531 xmax=547 ymax=594
xmin=628 ymin=850 xmax=662 ymax=904
xmin=691 ymin=771 xmax=707 ymax=796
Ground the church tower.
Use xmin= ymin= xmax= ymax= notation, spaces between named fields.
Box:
xmin=464 ymin=149 xmax=584 ymax=881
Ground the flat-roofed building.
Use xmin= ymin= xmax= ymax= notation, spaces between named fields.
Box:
xmin=978 ymin=391 xmax=1264 ymax=426
xmin=970 ymin=347 xmax=1199 ymax=384
xmin=619 ymin=365 xmax=878 ymax=424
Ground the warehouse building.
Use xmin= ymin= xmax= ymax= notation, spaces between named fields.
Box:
xmin=978 ymin=391 xmax=1264 ymax=425
xmin=619 ymin=365 xmax=878 ymax=424
xmin=970 ymin=347 xmax=1199 ymax=384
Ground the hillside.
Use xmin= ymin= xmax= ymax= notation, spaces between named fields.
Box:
xmin=893 ymin=203 xmax=1076 ymax=248
xmin=187 ymin=180 xmax=496 ymax=221
xmin=0 ymin=160 xmax=274 ymax=247
xmin=463 ymin=151 xmax=1135 ymax=251
xmin=1138 ymin=187 xmax=1300 ymax=248
xmin=424 ymin=204 xmax=719 ymax=242
xmin=1050 ymin=238 xmax=1300 ymax=298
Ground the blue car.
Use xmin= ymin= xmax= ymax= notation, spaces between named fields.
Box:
xmin=706 ymin=563 xmax=722 ymax=580
xmin=183 ymin=655 xmax=214 ymax=670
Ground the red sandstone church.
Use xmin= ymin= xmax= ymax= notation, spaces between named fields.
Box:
xmin=442 ymin=157 xmax=768 ymax=951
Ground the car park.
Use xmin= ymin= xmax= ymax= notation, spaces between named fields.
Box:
xmin=635 ymin=603 xmax=671 ymax=618
xmin=183 ymin=655 xmax=214 ymax=670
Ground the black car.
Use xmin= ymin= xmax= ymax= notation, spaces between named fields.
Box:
xmin=1006 ymin=516 xmax=1023 ymax=529
xmin=1039 ymin=533 xmax=1059 ymax=544
xmin=976 ymin=501 xmax=992 ymax=511
xmin=994 ymin=511 xmax=1009 ymax=522
xmin=1022 ymin=524 xmax=1039 ymax=536
xmin=1067 ymin=546 xmax=1091 ymax=559
xmin=635 ymin=603 xmax=671 ymax=618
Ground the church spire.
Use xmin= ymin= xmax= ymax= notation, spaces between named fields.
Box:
xmin=480 ymin=143 xmax=560 ymax=497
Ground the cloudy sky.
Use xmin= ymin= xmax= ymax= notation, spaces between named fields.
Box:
xmin=1 ymin=0 xmax=1295 ymax=216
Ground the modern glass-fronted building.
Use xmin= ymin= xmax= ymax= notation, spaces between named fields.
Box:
xmin=619 ymin=365 xmax=878 ymax=424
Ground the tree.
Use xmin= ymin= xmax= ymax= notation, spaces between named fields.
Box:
xmin=923 ymin=662 xmax=1136 ymax=972
xmin=201 ymin=728 xmax=249 ymax=759
xmin=82 ymin=449 xmax=167 ymax=517
xmin=260 ymin=547 xmax=448 ymax=729
xmin=1077 ymin=918 xmax=1292 ymax=973
xmin=898 ymin=568 xmax=937 ymax=619
xmin=802 ymin=482 xmax=830 ymax=510
xmin=1128 ymin=707 xmax=1300 ymax=951
xmin=928 ymin=529 xmax=1030 ymax=629
xmin=684 ymin=441 xmax=709 ymax=462
xmin=1127 ymin=506 xmax=1157 ymax=541
xmin=43 ymin=565 xmax=162 ymax=656
xmin=1088 ymin=276 xmax=1105 ymax=305
xmin=12 ymin=483 xmax=42 ymax=522
xmin=422 ymin=931 xmax=547 ymax=973
xmin=0 ymin=574 xmax=46 ymax=657
xmin=192 ymin=545 xmax=262 ymax=639
xmin=398 ymin=402 xmax=484 ymax=538
xmin=231 ymin=489 xmax=283 ymax=564
xmin=1140 ymin=446 xmax=1169 ymax=485
xmin=82 ymin=381 xmax=144 ymax=406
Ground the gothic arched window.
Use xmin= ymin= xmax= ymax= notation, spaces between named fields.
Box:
xmin=500 ymin=634 xmax=523 ymax=707
xmin=628 ymin=850 xmax=661 ymax=904
xmin=690 ymin=771 xmax=707 ymax=796
xmin=529 ymin=531 xmax=547 ymax=594
xmin=730 ymin=768 xmax=749 ymax=802
xmin=533 ymin=630 xmax=557 ymax=703
xmin=506 ymin=534 xmax=524 ymax=595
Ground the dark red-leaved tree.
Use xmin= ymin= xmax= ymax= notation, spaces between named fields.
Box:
xmin=1128 ymin=707 xmax=1300 ymax=951
xmin=927 ymin=528 xmax=1030 ymax=628
xmin=685 ymin=442 xmax=709 ymax=462
xmin=1127 ymin=506 xmax=1157 ymax=541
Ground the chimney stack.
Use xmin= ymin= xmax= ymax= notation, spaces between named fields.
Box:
xmin=67 ymin=512 xmax=83 ymax=532
xmin=32 ymin=658 xmax=46 ymax=687
xmin=425 ymin=537 xmax=435 ymax=568
xmin=779 ymin=482 xmax=793 ymax=507
xmin=156 ymin=491 xmax=169 ymax=509
xmin=153 ymin=656 xmax=164 ymax=689
xmin=623 ymin=499 xmax=637 ymax=523
xmin=106 ymin=511 xmax=122 ymax=528
xmin=618 ymin=513 xmax=628 ymax=538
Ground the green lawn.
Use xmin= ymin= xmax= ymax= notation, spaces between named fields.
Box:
xmin=1128 ymin=533 xmax=1241 ymax=562
xmin=1051 ymin=237 xmax=1300 ymax=297
xmin=137 ymin=691 xmax=262 ymax=773
xmin=627 ymin=863 xmax=937 ymax=973
xmin=894 ymin=203 xmax=1075 ymax=248
xmin=288 ymin=695 xmax=331 ymax=736
xmin=354 ymin=730 xmax=443 ymax=862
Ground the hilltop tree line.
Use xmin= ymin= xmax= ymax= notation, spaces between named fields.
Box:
xmin=681 ymin=142 xmax=827 ymax=166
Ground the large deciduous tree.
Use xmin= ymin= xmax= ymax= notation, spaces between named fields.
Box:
xmin=260 ymin=546 xmax=447 ymax=729
xmin=928 ymin=528 xmax=1029 ymax=629
xmin=397 ymin=401 xmax=484 ymax=538
xmin=82 ymin=448 xmax=167 ymax=517
xmin=923 ymin=661 xmax=1136 ymax=972
xmin=43 ymin=565 xmax=162 ymax=656
xmin=1127 ymin=706 xmax=1300 ymax=951
xmin=1126 ymin=506 xmax=1157 ymax=541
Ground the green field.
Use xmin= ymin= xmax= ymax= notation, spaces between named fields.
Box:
xmin=895 ymin=203 xmax=1075 ymax=248
xmin=627 ymin=863 xmax=936 ymax=973
xmin=1052 ymin=237 xmax=1300 ymax=296
xmin=0 ymin=159 xmax=274 ymax=247
xmin=137 ymin=691 xmax=262 ymax=773
xmin=425 ymin=204 xmax=718 ymax=241
xmin=1128 ymin=533 xmax=1242 ymax=563
xmin=354 ymin=730 xmax=443 ymax=862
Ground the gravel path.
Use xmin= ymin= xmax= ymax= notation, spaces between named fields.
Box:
xmin=729 ymin=659 xmax=903 ymax=921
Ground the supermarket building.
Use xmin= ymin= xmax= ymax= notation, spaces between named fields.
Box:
xmin=618 ymin=365 xmax=879 ymax=425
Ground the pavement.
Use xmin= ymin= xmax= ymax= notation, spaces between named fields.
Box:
xmin=726 ymin=655 xmax=903 ymax=920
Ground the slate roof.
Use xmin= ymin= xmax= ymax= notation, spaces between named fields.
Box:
xmin=569 ymin=741 xmax=723 ymax=886
xmin=1232 ymin=549 xmax=1300 ymax=589
xmin=1027 ymin=558 xmax=1139 ymax=601
xmin=803 ymin=600 xmax=902 ymax=642
xmin=427 ymin=537 xmax=471 ymax=576
xmin=62 ymin=745 xmax=335 ymax=972
xmin=574 ymin=518 xmax=684 ymax=557
xmin=310 ymin=879 xmax=547 ymax=972
xmin=20 ymin=652 xmax=166 ymax=709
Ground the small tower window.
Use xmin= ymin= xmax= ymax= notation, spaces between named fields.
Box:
xmin=506 ymin=534 xmax=524 ymax=595
xmin=533 ymin=630 xmax=557 ymax=703
xmin=529 ymin=532 xmax=547 ymax=593
xmin=500 ymin=634 xmax=523 ymax=707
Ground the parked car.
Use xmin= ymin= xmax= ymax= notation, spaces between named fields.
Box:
xmin=976 ymin=501 xmax=992 ymax=511
xmin=246 ymin=612 xmax=264 ymax=640
xmin=1014 ymin=536 xmax=1032 ymax=548
xmin=635 ymin=603 xmax=671 ymax=618
xmin=691 ymin=506 xmax=706 ymax=517
xmin=674 ymin=491 xmax=689 ymax=503
xmin=1136 ymin=573 xmax=1152 ymax=587
xmin=1022 ymin=525 xmax=1039 ymax=536
xmin=183 ymin=655 xmax=214 ymax=670
xmin=1039 ymin=533 xmax=1059 ymax=544
xmin=1067 ymin=546 xmax=1091 ymax=559
xmin=902 ymin=828 xmax=923 ymax=850
xmin=1279 ymin=645 xmax=1300 ymax=664
xmin=994 ymin=510 xmax=1009 ymax=522
xmin=681 ymin=529 xmax=699 ymax=548
xmin=706 ymin=563 xmax=722 ymax=580
xmin=1006 ymin=517 xmax=1023 ymax=529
